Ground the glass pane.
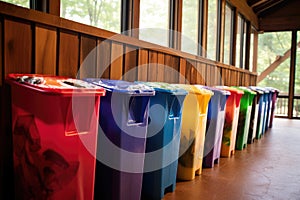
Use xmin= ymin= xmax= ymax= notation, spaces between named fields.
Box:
xmin=181 ymin=0 xmax=199 ymax=55
xmin=235 ymin=15 xmax=242 ymax=68
xmin=61 ymin=0 xmax=121 ymax=33
xmin=139 ymin=0 xmax=169 ymax=47
xmin=223 ymin=4 xmax=232 ymax=65
xmin=294 ymin=31 xmax=300 ymax=117
xmin=258 ymin=32 xmax=292 ymax=117
xmin=207 ymin=0 xmax=218 ymax=60
xmin=249 ymin=27 xmax=255 ymax=72
xmin=1 ymin=0 xmax=29 ymax=8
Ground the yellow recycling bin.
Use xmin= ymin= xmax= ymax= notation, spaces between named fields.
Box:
xmin=174 ymin=84 xmax=213 ymax=181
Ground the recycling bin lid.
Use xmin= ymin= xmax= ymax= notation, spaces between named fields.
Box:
xmin=136 ymin=81 xmax=188 ymax=96
xmin=248 ymin=86 xmax=264 ymax=95
xmin=215 ymin=86 xmax=244 ymax=96
xmin=248 ymin=86 xmax=269 ymax=94
xmin=85 ymin=78 xmax=155 ymax=96
xmin=6 ymin=74 xmax=106 ymax=96
xmin=265 ymin=87 xmax=280 ymax=93
xmin=174 ymin=84 xmax=214 ymax=97
xmin=195 ymin=85 xmax=230 ymax=97
xmin=232 ymin=86 xmax=256 ymax=96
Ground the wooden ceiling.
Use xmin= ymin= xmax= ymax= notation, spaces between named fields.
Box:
xmin=246 ymin=0 xmax=300 ymax=31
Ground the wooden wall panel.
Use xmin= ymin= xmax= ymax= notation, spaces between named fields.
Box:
xmin=137 ymin=48 xmax=148 ymax=81
xmin=123 ymin=46 xmax=137 ymax=82
xmin=97 ymin=39 xmax=111 ymax=79
xmin=206 ymin=64 xmax=212 ymax=86
xmin=179 ymin=58 xmax=186 ymax=84
xmin=189 ymin=60 xmax=197 ymax=84
xmin=148 ymin=51 xmax=157 ymax=82
xmin=58 ymin=31 xmax=79 ymax=77
xmin=185 ymin=60 xmax=192 ymax=84
xmin=164 ymin=55 xmax=179 ymax=83
xmin=197 ymin=62 xmax=206 ymax=85
xmin=110 ymin=42 xmax=123 ymax=80
xmin=156 ymin=53 xmax=165 ymax=82
xmin=4 ymin=20 xmax=32 ymax=76
xmin=79 ymin=35 xmax=97 ymax=78
xmin=35 ymin=26 xmax=56 ymax=75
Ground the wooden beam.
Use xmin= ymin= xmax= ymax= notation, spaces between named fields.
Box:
xmin=288 ymin=31 xmax=297 ymax=119
xmin=48 ymin=0 xmax=60 ymax=16
xmin=257 ymin=41 xmax=300 ymax=83
xmin=219 ymin=0 xmax=226 ymax=63
xmin=253 ymin=0 xmax=285 ymax=15
xmin=227 ymin=0 xmax=259 ymax=29
xmin=247 ymin=0 xmax=267 ymax=8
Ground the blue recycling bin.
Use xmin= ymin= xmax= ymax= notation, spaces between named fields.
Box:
xmin=196 ymin=86 xmax=230 ymax=168
xmin=266 ymin=87 xmax=280 ymax=128
xmin=264 ymin=87 xmax=276 ymax=132
xmin=84 ymin=79 xmax=155 ymax=200
xmin=249 ymin=86 xmax=269 ymax=139
xmin=247 ymin=88 xmax=263 ymax=144
xmin=137 ymin=82 xmax=187 ymax=200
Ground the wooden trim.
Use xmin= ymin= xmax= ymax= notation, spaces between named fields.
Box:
xmin=252 ymin=28 xmax=258 ymax=72
xmin=202 ymin=0 xmax=208 ymax=58
xmin=288 ymin=30 xmax=297 ymax=118
xmin=48 ymin=0 xmax=60 ymax=16
xmin=219 ymin=0 xmax=226 ymax=63
xmin=244 ymin=21 xmax=251 ymax=70
xmin=231 ymin=8 xmax=238 ymax=66
xmin=227 ymin=0 xmax=259 ymax=29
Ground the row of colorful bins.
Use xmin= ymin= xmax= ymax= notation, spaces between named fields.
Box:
xmin=6 ymin=74 xmax=279 ymax=200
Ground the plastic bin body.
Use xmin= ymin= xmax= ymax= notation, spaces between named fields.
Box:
xmin=267 ymin=87 xmax=280 ymax=128
xmin=175 ymin=85 xmax=212 ymax=180
xmin=7 ymin=74 xmax=105 ymax=200
xmin=85 ymin=79 xmax=154 ymax=200
xmin=264 ymin=88 xmax=274 ymax=132
xmin=247 ymin=89 xmax=263 ymax=144
xmin=216 ymin=87 xmax=243 ymax=157
xmin=197 ymin=86 xmax=230 ymax=168
xmin=233 ymin=87 xmax=256 ymax=150
xmin=139 ymin=82 xmax=187 ymax=200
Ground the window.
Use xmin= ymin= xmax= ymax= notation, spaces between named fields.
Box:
xmin=60 ymin=0 xmax=121 ymax=33
xmin=258 ymin=32 xmax=292 ymax=117
xmin=207 ymin=0 xmax=218 ymax=60
xmin=181 ymin=0 xmax=199 ymax=55
xmin=235 ymin=14 xmax=247 ymax=68
xmin=139 ymin=0 xmax=170 ymax=47
xmin=223 ymin=3 xmax=234 ymax=65
xmin=294 ymin=31 xmax=300 ymax=118
xmin=1 ymin=0 xmax=29 ymax=8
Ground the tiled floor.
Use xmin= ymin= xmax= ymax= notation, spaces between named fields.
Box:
xmin=164 ymin=118 xmax=300 ymax=200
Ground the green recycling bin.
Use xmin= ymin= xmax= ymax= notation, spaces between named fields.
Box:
xmin=232 ymin=87 xmax=256 ymax=150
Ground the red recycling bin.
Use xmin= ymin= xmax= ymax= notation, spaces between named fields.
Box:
xmin=6 ymin=74 xmax=105 ymax=200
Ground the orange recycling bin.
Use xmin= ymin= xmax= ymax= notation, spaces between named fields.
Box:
xmin=6 ymin=74 xmax=105 ymax=200
xmin=216 ymin=86 xmax=243 ymax=157
xmin=175 ymin=84 xmax=213 ymax=180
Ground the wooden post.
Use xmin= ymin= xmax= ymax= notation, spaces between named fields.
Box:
xmin=288 ymin=30 xmax=297 ymax=118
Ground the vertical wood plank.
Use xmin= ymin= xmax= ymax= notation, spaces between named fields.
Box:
xmin=48 ymin=0 xmax=60 ymax=16
xmin=137 ymin=48 xmax=148 ymax=81
xmin=202 ymin=0 xmax=208 ymax=57
xmin=206 ymin=64 xmax=212 ymax=86
xmin=79 ymin=35 xmax=97 ymax=78
xmin=123 ymin=45 xmax=137 ymax=81
xmin=156 ymin=52 xmax=165 ymax=82
xmin=97 ymin=38 xmax=111 ymax=79
xmin=185 ymin=60 xmax=192 ymax=84
xmin=148 ymin=51 xmax=157 ymax=82
xmin=164 ymin=55 xmax=179 ymax=83
xmin=252 ymin=30 xmax=258 ymax=72
xmin=35 ymin=26 xmax=56 ymax=75
xmin=189 ymin=60 xmax=197 ymax=84
xmin=219 ymin=0 xmax=226 ymax=63
xmin=58 ymin=31 xmax=79 ymax=77
xmin=4 ymin=20 xmax=32 ymax=76
xmin=179 ymin=58 xmax=186 ymax=84
xmin=110 ymin=42 xmax=123 ymax=80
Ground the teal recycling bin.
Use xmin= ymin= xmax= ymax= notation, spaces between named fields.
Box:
xmin=138 ymin=82 xmax=187 ymax=200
